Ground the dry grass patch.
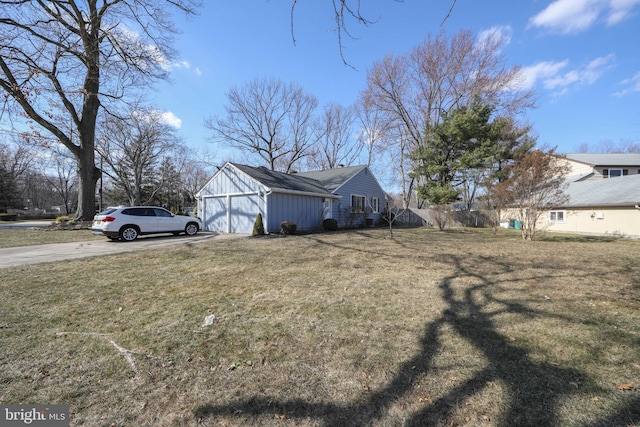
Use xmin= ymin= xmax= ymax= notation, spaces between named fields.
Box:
xmin=0 ymin=228 xmax=638 ymax=426
xmin=0 ymin=228 xmax=102 ymax=248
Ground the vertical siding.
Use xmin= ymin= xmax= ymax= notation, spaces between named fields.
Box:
xmin=200 ymin=165 xmax=266 ymax=234
xmin=199 ymin=165 xmax=262 ymax=196
xmin=267 ymin=193 xmax=325 ymax=232
xmin=332 ymin=168 xmax=387 ymax=227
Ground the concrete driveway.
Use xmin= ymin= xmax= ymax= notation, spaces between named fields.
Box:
xmin=0 ymin=232 xmax=241 ymax=269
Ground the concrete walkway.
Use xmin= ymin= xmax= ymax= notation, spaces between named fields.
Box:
xmin=0 ymin=232 xmax=243 ymax=269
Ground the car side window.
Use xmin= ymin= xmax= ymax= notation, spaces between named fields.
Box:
xmin=154 ymin=208 xmax=172 ymax=217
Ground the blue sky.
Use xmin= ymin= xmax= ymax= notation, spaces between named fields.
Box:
xmin=152 ymin=0 xmax=640 ymax=161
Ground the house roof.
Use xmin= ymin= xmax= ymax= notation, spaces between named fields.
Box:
xmin=296 ymin=165 xmax=368 ymax=192
xmin=230 ymin=163 xmax=335 ymax=197
xmin=557 ymin=174 xmax=640 ymax=208
xmin=564 ymin=153 xmax=640 ymax=167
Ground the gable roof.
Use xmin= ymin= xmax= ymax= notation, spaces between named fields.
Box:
xmin=230 ymin=163 xmax=334 ymax=197
xmin=564 ymin=153 xmax=640 ymax=166
xmin=557 ymin=174 xmax=640 ymax=208
xmin=296 ymin=165 xmax=369 ymax=192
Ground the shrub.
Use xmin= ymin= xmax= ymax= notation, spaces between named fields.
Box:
xmin=253 ymin=213 xmax=265 ymax=236
xmin=280 ymin=221 xmax=297 ymax=235
xmin=0 ymin=213 xmax=18 ymax=221
xmin=55 ymin=215 xmax=71 ymax=224
xmin=322 ymin=218 xmax=338 ymax=231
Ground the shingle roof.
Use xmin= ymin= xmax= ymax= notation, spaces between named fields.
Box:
xmin=231 ymin=163 xmax=334 ymax=196
xmin=558 ymin=174 xmax=640 ymax=208
xmin=564 ymin=153 xmax=640 ymax=166
xmin=296 ymin=165 xmax=367 ymax=192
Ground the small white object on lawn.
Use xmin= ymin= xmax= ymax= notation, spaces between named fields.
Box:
xmin=202 ymin=314 xmax=216 ymax=327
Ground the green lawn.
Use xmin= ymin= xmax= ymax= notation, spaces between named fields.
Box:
xmin=0 ymin=228 xmax=638 ymax=426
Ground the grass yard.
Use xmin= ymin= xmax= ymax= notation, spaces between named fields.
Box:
xmin=0 ymin=228 xmax=638 ymax=426
xmin=0 ymin=228 xmax=102 ymax=248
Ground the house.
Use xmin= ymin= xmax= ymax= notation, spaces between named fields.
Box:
xmin=541 ymin=153 xmax=640 ymax=238
xmin=196 ymin=163 xmax=387 ymax=234
xmin=561 ymin=153 xmax=640 ymax=181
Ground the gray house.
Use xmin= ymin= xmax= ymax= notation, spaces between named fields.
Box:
xmin=196 ymin=162 xmax=387 ymax=234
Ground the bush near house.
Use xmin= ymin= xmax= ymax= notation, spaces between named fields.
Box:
xmin=280 ymin=221 xmax=297 ymax=235
xmin=322 ymin=218 xmax=338 ymax=231
xmin=253 ymin=213 xmax=265 ymax=236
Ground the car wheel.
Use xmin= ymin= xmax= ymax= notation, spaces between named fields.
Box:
xmin=120 ymin=225 xmax=139 ymax=241
xmin=185 ymin=222 xmax=199 ymax=236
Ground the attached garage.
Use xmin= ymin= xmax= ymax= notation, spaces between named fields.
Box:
xmin=197 ymin=163 xmax=338 ymax=234
xmin=201 ymin=193 xmax=262 ymax=234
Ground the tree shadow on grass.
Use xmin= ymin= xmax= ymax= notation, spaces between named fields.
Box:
xmin=194 ymin=253 xmax=639 ymax=426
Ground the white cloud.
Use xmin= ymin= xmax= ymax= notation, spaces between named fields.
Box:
xmin=517 ymin=54 xmax=615 ymax=95
xmin=172 ymin=59 xmax=203 ymax=76
xmin=517 ymin=60 xmax=570 ymax=90
xmin=608 ymin=0 xmax=640 ymax=24
xmin=529 ymin=0 xmax=640 ymax=33
xmin=613 ymin=71 xmax=640 ymax=96
xmin=161 ymin=111 xmax=182 ymax=129
xmin=477 ymin=25 xmax=513 ymax=48
xmin=545 ymin=54 xmax=614 ymax=89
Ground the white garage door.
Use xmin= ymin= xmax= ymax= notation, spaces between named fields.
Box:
xmin=203 ymin=194 xmax=261 ymax=234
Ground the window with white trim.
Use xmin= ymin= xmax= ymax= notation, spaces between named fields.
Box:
xmin=351 ymin=195 xmax=365 ymax=212
xmin=549 ymin=210 xmax=566 ymax=223
xmin=371 ymin=197 xmax=379 ymax=213
xmin=603 ymin=168 xmax=627 ymax=178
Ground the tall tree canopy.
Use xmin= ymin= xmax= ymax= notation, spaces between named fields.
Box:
xmin=0 ymin=0 xmax=200 ymax=220
xmin=205 ymin=77 xmax=319 ymax=173
xmin=361 ymin=29 xmax=535 ymax=206
xmin=494 ymin=148 xmax=570 ymax=241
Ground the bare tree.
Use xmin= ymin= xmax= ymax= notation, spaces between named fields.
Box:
xmin=42 ymin=149 xmax=78 ymax=215
xmin=0 ymin=0 xmax=200 ymax=220
xmin=0 ymin=139 xmax=36 ymax=211
xmin=361 ymin=29 xmax=535 ymax=206
xmin=289 ymin=1 xmax=458 ymax=66
xmin=308 ymin=103 xmax=360 ymax=170
xmin=578 ymin=139 xmax=640 ymax=153
xmin=205 ymin=77 xmax=319 ymax=173
xmin=495 ymin=149 xmax=570 ymax=241
xmin=97 ymin=107 xmax=184 ymax=207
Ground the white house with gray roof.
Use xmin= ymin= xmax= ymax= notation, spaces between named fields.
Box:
xmin=540 ymin=154 xmax=640 ymax=238
xmin=196 ymin=163 xmax=386 ymax=234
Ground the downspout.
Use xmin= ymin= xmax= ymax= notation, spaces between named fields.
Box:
xmin=263 ymin=187 xmax=269 ymax=234
xmin=635 ymin=204 xmax=640 ymax=239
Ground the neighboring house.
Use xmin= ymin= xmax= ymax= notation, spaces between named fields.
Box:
xmin=541 ymin=153 xmax=640 ymax=238
xmin=561 ymin=153 xmax=640 ymax=181
xmin=196 ymin=162 xmax=386 ymax=234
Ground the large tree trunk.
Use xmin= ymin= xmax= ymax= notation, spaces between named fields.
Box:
xmin=75 ymin=143 xmax=100 ymax=221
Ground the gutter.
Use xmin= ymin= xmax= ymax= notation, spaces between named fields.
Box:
xmin=267 ymin=188 xmax=341 ymax=199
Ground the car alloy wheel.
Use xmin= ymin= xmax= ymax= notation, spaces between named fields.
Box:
xmin=120 ymin=226 xmax=139 ymax=241
xmin=185 ymin=222 xmax=199 ymax=236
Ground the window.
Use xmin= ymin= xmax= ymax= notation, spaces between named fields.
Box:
xmin=549 ymin=210 xmax=565 ymax=223
xmin=351 ymin=195 xmax=365 ymax=212
xmin=603 ymin=168 xmax=627 ymax=178
xmin=371 ymin=197 xmax=379 ymax=213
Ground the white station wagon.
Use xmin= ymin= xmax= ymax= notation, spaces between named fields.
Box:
xmin=92 ymin=206 xmax=202 ymax=241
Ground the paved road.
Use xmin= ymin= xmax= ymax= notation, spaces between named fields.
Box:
xmin=0 ymin=220 xmax=53 ymax=230
xmin=0 ymin=232 xmax=241 ymax=269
